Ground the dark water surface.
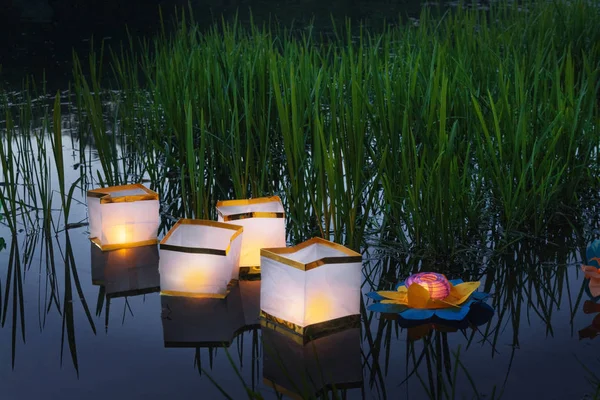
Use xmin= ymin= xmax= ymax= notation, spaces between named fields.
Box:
xmin=0 ymin=135 xmax=598 ymax=400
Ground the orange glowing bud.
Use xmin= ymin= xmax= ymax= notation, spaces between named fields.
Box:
xmin=405 ymin=272 xmax=451 ymax=300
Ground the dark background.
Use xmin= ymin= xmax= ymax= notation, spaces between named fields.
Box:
xmin=0 ymin=0 xmax=425 ymax=90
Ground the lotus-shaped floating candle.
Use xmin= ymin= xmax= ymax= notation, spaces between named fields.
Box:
xmin=582 ymin=239 xmax=600 ymax=299
xmin=366 ymin=273 xmax=489 ymax=321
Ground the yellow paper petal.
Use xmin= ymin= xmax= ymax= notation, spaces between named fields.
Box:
xmin=381 ymin=299 xmax=408 ymax=305
xmin=442 ymin=281 xmax=481 ymax=306
xmin=407 ymin=283 xmax=431 ymax=309
xmin=376 ymin=291 xmax=409 ymax=303
xmin=397 ymin=286 xmax=408 ymax=293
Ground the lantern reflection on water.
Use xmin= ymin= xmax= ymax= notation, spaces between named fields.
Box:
xmin=262 ymin=325 xmax=362 ymax=399
xmin=260 ymin=237 xmax=362 ymax=342
xmin=159 ymin=219 xmax=243 ymax=299
xmin=161 ymin=283 xmax=246 ymax=348
xmin=216 ymin=196 xmax=286 ymax=278
xmin=87 ymin=183 xmax=160 ymax=251
xmin=91 ymin=242 xmax=160 ymax=298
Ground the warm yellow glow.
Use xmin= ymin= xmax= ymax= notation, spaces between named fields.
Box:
xmin=182 ymin=269 xmax=209 ymax=292
xmin=105 ymin=224 xmax=133 ymax=245
xmin=305 ymin=293 xmax=333 ymax=326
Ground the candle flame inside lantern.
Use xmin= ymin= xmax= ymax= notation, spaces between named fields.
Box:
xmin=405 ymin=272 xmax=451 ymax=300
xmin=106 ymin=224 xmax=133 ymax=245
xmin=305 ymin=293 xmax=333 ymax=326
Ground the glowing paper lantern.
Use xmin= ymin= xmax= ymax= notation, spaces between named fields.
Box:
xmin=161 ymin=284 xmax=245 ymax=348
xmin=91 ymin=243 xmax=160 ymax=298
xmin=87 ymin=183 xmax=160 ymax=251
xmin=216 ymin=196 xmax=286 ymax=276
xmin=262 ymin=326 xmax=362 ymax=398
xmin=260 ymin=237 xmax=362 ymax=341
xmin=405 ymin=272 xmax=451 ymax=300
xmin=159 ymin=219 xmax=243 ymax=298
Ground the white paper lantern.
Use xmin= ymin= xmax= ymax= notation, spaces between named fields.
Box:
xmin=161 ymin=284 xmax=245 ymax=348
xmin=260 ymin=237 xmax=362 ymax=340
xmin=91 ymin=242 xmax=160 ymax=298
xmin=216 ymin=196 xmax=286 ymax=276
xmin=87 ymin=183 xmax=160 ymax=251
xmin=159 ymin=219 xmax=243 ymax=298
xmin=262 ymin=326 xmax=362 ymax=398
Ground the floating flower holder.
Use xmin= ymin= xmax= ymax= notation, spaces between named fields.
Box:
xmin=262 ymin=325 xmax=362 ymax=399
xmin=161 ymin=284 xmax=245 ymax=348
xmin=216 ymin=196 xmax=286 ymax=278
xmin=260 ymin=237 xmax=362 ymax=343
xmin=367 ymin=272 xmax=489 ymax=321
xmin=159 ymin=219 xmax=243 ymax=299
xmin=91 ymin=242 xmax=160 ymax=298
xmin=87 ymin=183 xmax=160 ymax=251
xmin=582 ymin=239 xmax=600 ymax=300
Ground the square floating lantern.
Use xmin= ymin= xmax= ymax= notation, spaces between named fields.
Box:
xmin=262 ymin=326 xmax=362 ymax=399
xmin=91 ymin=242 xmax=160 ymax=298
xmin=260 ymin=237 xmax=362 ymax=342
xmin=216 ymin=196 xmax=286 ymax=277
xmin=87 ymin=183 xmax=160 ymax=251
xmin=161 ymin=284 xmax=245 ymax=348
xmin=159 ymin=219 xmax=243 ymax=298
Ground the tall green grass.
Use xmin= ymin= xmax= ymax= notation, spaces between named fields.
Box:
xmin=63 ymin=0 xmax=600 ymax=257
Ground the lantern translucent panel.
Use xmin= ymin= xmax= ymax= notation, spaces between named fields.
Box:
xmin=91 ymin=243 xmax=160 ymax=298
xmin=87 ymin=184 xmax=160 ymax=250
xmin=260 ymin=239 xmax=362 ymax=328
xmin=161 ymin=284 xmax=245 ymax=347
xmin=158 ymin=220 xmax=243 ymax=298
xmin=262 ymin=327 xmax=362 ymax=398
xmin=216 ymin=197 xmax=286 ymax=267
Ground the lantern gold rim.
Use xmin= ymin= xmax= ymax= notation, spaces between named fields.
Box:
xmin=260 ymin=237 xmax=362 ymax=272
xmin=91 ymin=237 xmax=159 ymax=251
xmin=159 ymin=219 xmax=243 ymax=255
xmin=216 ymin=196 xmax=285 ymax=221
xmin=87 ymin=183 xmax=159 ymax=204
xmin=260 ymin=310 xmax=361 ymax=345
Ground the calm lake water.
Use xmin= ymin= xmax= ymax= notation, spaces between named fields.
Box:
xmin=0 ymin=129 xmax=598 ymax=400
xmin=1 ymin=1 xmax=600 ymax=399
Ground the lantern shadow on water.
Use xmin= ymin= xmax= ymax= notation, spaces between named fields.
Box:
xmin=216 ymin=196 xmax=286 ymax=278
xmin=159 ymin=219 xmax=243 ymax=299
xmin=87 ymin=183 xmax=160 ymax=251
xmin=394 ymin=301 xmax=495 ymax=341
xmin=262 ymin=326 xmax=363 ymax=400
xmin=260 ymin=237 xmax=362 ymax=343
xmin=91 ymin=242 xmax=160 ymax=298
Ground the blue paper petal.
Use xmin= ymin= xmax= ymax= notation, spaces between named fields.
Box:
xmin=399 ymin=308 xmax=436 ymax=320
xmin=471 ymin=291 xmax=490 ymax=301
xmin=366 ymin=291 xmax=388 ymax=301
xmin=449 ymin=279 xmax=463 ymax=285
xmin=368 ymin=303 xmax=408 ymax=314
xmin=587 ymin=240 xmax=600 ymax=268
xmin=433 ymin=302 xmax=473 ymax=321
